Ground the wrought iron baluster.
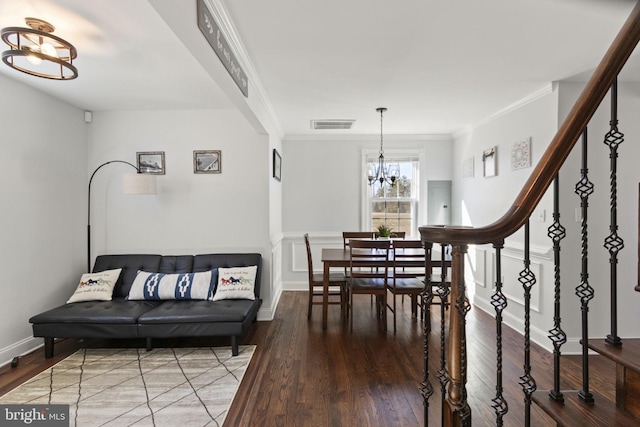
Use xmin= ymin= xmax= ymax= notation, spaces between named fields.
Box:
xmin=637 ymin=183 xmax=640 ymax=293
xmin=436 ymin=243 xmax=451 ymax=426
xmin=420 ymin=241 xmax=434 ymax=427
xmin=458 ymin=244 xmax=472 ymax=426
xmin=603 ymin=78 xmax=624 ymax=347
xmin=491 ymin=240 xmax=508 ymax=426
xmin=547 ymin=175 xmax=567 ymax=402
xmin=575 ymin=128 xmax=595 ymax=403
xmin=518 ymin=220 xmax=537 ymax=427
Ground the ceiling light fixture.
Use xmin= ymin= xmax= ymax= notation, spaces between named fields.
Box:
xmin=1 ymin=17 xmax=78 ymax=80
xmin=367 ymin=107 xmax=398 ymax=187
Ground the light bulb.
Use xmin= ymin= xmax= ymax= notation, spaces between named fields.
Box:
xmin=25 ymin=46 xmax=42 ymax=65
xmin=40 ymin=43 xmax=57 ymax=58
xmin=25 ymin=42 xmax=57 ymax=66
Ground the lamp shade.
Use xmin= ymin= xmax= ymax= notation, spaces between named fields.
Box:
xmin=122 ymin=173 xmax=157 ymax=195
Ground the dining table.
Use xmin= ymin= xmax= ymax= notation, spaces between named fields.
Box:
xmin=320 ymin=246 xmax=428 ymax=329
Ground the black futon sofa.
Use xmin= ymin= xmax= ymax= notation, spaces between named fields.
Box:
xmin=30 ymin=253 xmax=262 ymax=358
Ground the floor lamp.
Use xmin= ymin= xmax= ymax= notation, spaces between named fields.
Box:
xmin=87 ymin=160 xmax=157 ymax=272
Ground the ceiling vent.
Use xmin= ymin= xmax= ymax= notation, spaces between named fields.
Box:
xmin=311 ymin=119 xmax=355 ymax=130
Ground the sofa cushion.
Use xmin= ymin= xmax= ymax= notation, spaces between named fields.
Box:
xmin=159 ymin=255 xmax=194 ymax=274
xmin=126 ymin=270 xmax=217 ymax=301
xmin=212 ymin=266 xmax=257 ymax=301
xmin=93 ymin=255 xmax=162 ymax=299
xmin=137 ymin=299 xmax=259 ymax=323
xmin=30 ymin=300 xmax=161 ymax=324
xmin=66 ymin=268 xmax=122 ymax=303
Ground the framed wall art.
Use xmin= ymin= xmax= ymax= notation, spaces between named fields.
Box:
xmin=462 ymin=157 xmax=474 ymax=179
xmin=273 ymin=149 xmax=282 ymax=181
xmin=193 ymin=150 xmax=221 ymax=174
xmin=511 ymin=138 xmax=531 ymax=170
xmin=137 ymin=151 xmax=165 ymax=174
xmin=482 ymin=146 xmax=497 ymax=178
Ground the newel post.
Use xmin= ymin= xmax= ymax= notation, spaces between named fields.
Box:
xmin=444 ymin=243 xmax=472 ymax=426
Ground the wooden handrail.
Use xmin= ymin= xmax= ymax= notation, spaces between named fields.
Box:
xmin=420 ymin=1 xmax=640 ymax=245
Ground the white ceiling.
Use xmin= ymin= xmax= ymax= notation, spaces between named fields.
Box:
xmin=0 ymin=0 xmax=637 ymax=136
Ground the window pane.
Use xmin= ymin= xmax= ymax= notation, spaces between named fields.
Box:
xmin=371 ymin=200 xmax=414 ymax=236
xmin=368 ymin=161 xmax=414 ymax=198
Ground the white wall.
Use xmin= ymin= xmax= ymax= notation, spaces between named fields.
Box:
xmin=280 ymin=135 xmax=453 ymax=290
xmin=0 ymin=74 xmax=87 ymax=365
xmin=282 ymin=135 xmax=452 ymax=233
xmin=87 ymin=109 xmax=277 ymax=319
xmin=451 ymin=87 xmax=560 ymax=350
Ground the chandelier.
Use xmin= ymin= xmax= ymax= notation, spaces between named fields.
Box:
xmin=1 ymin=18 xmax=78 ymax=80
xmin=367 ymin=107 xmax=398 ymax=187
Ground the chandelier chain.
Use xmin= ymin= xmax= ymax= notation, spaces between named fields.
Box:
xmin=379 ymin=108 xmax=384 ymax=155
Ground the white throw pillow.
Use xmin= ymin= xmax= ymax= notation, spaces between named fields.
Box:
xmin=212 ymin=266 xmax=257 ymax=301
xmin=126 ymin=270 xmax=217 ymax=300
xmin=66 ymin=268 xmax=123 ymax=303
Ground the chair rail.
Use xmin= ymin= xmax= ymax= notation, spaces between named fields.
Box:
xmin=420 ymin=1 xmax=640 ymax=245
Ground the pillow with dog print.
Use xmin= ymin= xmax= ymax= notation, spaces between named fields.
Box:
xmin=212 ymin=266 xmax=257 ymax=301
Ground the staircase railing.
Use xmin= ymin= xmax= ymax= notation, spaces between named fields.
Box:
xmin=419 ymin=2 xmax=640 ymax=425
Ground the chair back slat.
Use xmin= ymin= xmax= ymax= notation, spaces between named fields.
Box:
xmin=343 ymin=231 xmax=376 ymax=248
xmin=392 ymin=240 xmax=426 ymax=278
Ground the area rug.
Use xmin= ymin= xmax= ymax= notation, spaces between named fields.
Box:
xmin=0 ymin=345 xmax=255 ymax=426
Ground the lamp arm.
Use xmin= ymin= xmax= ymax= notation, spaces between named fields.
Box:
xmin=87 ymin=160 xmax=139 ymax=272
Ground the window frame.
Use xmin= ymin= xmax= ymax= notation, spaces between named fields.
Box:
xmin=361 ymin=149 xmax=424 ymax=237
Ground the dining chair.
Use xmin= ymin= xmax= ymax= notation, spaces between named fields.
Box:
xmin=304 ymin=233 xmax=347 ymax=320
xmin=388 ymin=231 xmax=407 ymax=303
xmin=342 ymin=231 xmax=376 ymax=248
xmin=387 ymin=239 xmax=426 ymax=332
xmin=389 ymin=231 xmax=406 ymax=239
xmin=348 ymin=238 xmax=391 ymax=332
xmin=342 ymin=231 xmax=376 ymax=278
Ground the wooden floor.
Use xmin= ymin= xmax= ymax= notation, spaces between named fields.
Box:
xmin=0 ymin=291 xmax=618 ymax=426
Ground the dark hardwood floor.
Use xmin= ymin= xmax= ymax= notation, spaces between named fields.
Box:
xmin=0 ymin=292 xmax=617 ymax=426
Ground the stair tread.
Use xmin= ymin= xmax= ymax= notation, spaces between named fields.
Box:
xmin=588 ymin=338 xmax=640 ymax=372
xmin=532 ymin=390 xmax=639 ymax=426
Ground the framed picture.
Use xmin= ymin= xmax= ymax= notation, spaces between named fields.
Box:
xmin=137 ymin=151 xmax=165 ymax=175
xmin=273 ymin=149 xmax=282 ymax=181
xmin=462 ymin=157 xmax=474 ymax=179
xmin=194 ymin=150 xmax=221 ymax=174
xmin=511 ymin=138 xmax=531 ymax=170
xmin=482 ymin=146 xmax=497 ymax=178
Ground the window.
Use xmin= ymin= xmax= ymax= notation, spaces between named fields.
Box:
xmin=364 ymin=152 xmax=420 ymax=237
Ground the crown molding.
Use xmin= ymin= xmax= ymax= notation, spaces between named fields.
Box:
xmin=452 ymin=83 xmax=554 ymax=139
xmin=283 ymin=133 xmax=453 ymax=143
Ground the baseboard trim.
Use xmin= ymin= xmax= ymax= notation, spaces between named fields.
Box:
xmin=257 ymin=285 xmax=283 ymax=321
xmin=0 ymin=336 xmax=42 ymax=368
xmin=283 ymin=281 xmax=307 ymax=291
